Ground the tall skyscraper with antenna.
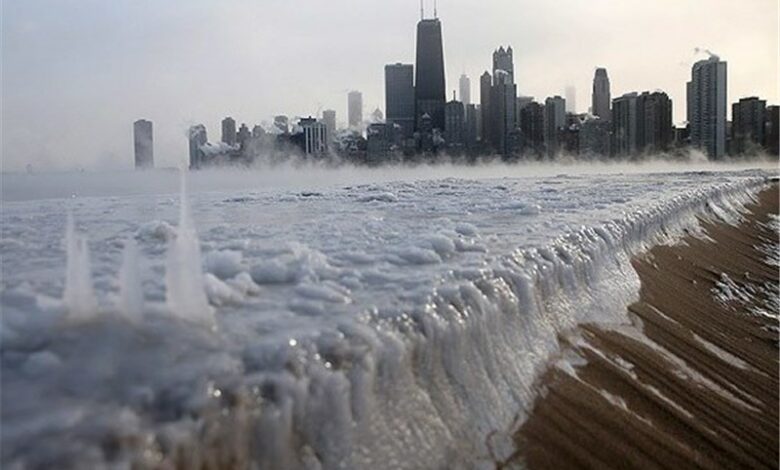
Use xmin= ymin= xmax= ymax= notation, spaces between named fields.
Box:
xmin=414 ymin=1 xmax=446 ymax=131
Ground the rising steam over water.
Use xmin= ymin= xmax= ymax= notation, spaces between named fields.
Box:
xmin=0 ymin=164 xmax=775 ymax=468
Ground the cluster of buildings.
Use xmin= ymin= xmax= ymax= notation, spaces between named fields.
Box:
xmin=133 ymin=9 xmax=779 ymax=169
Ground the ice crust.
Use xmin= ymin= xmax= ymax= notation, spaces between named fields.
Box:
xmin=0 ymin=168 xmax=772 ymax=469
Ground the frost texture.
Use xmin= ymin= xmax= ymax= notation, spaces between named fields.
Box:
xmin=0 ymin=168 xmax=774 ymax=469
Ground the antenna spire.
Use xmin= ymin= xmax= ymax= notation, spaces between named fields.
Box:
xmin=434 ymin=0 xmax=438 ymax=18
xmin=420 ymin=0 xmax=424 ymax=20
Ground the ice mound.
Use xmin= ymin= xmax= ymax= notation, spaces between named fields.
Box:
xmin=204 ymin=250 xmax=244 ymax=280
xmin=135 ymin=220 xmax=176 ymax=243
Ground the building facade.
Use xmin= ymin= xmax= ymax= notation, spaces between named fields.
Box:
xmin=221 ymin=117 xmax=237 ymax=146
xmin=299 ymin=117 xmax=328 ymax=157
xmin=731 ymin=97 xmax=767 ymax=155
xmin=519 ymin=101 xmax=545 ymax=157
xmin=133 ymin=119 xmax=154 ymax=169
xmin=592 ymin=68 xmax=611 ymax=121
xmin=444 ymin=99 xmax=465 ymax=148
xmin=459 ymin=74 xmax=471 ymax=106
xmin=565 ymin=86 xmax=577 ymax=114
xmin=414 ymin=18 xmax=446 ymax=131
xmin=492 ymin=46 xmax=514 ymax=82
xmin=612 ymin=93 xmax=638 ymax=157
xmin=640 ymin=91 xmax=673 ymax=154
xmin=348 ymin=91 xmax=363 ymax=130
xmin=385 ymin=63 xmax=415 ymax=138
xmin=480 ymin=71 xmax=492 ymax=146
xmin=322 ymin=110 xmax=337 ymax=143
xmin=188 ymin=124 xmax=208 ymax=169
xmin=544 ymin=96 xmax=566 ymax=157
xmin=687 ymin=56 xmax=727 ymax=159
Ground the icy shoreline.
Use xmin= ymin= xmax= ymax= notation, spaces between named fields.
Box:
xmin=0 ymin=170 xmax=773 ymax=469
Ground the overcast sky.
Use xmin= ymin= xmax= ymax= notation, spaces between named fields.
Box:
xmin=2 ymin=0 xmax=777 ymax=171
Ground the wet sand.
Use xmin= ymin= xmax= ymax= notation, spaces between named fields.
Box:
xmin=511 ymin=184 xmax=779 ymax=469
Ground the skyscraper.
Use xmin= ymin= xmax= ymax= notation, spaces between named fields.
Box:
xmin=565 ymin=86 xmax=577 ymax=114
xmin=322 ymin=110 xmax=337 ymax=141
xmin=188 ymin=124 xmax=207 ymax=169
xmin=133 ymin=119 xmax=154 ymax=169
xmin=385 ymin=63 xmax=415 ymax=138
xmin=731 ymin=97 xmax=766 ymax=155
xmin=612 ymin=92 xmax=638 ymax=157
xmin=687 ymin=55 xmax=727 ymax=159
xmin=480 ymin=71 xmax=492 ymax=145
xmin=444 ymin=99 xmax=464 ymax=147
xmin=640 ymin=91 xmax=673 ymax=153
xmin=544 ymin=96 xmax=566 ymax=157
xmin=592 ymin=68 xmax=611 ymax=121
xmin=348 ymin=91 xmax=363 ymax=130
xmin=222 ymin=117 xmax=237 ymax=146
xmin=299 ymin=117 xmax=328 ymax=156
xmin=492 ymin=46 xmax=514 ymax=82
xmin=490 ymin=70 xmax=517 ymax=156
xmin=414 ymin=17 xmax=446 ymax=130
xmin=459 ymin=73 xmax=471 ymax=106
xmin=766 ymin=106 xmax=779 ymax=156
xmin=519 ymin=101 xmax=545 ymax=157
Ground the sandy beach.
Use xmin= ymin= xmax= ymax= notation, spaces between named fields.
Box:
xmin=512 ymin=184 xmax=779 ymax=469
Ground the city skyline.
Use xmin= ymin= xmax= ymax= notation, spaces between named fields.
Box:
xmin=2 ymin=0 xmax=778 ymax=170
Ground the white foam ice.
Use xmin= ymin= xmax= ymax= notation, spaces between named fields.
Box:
xmin=0 ymin=167 xmax=775 ymax=469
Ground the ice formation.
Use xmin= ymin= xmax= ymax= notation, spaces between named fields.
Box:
xmin=63 ymin=212 xmax=98 ymax=321
xmin=164 ymin=170 xmax=214 ymax=327
xmin=0 ymin=166 xmax=775 ymax=469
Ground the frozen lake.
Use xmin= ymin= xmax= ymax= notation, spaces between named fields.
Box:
xmin=0 ymin=163 xmax=775 ymax=469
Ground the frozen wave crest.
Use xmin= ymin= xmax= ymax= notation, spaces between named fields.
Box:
xmin=0 ymin=170 xmax=773 ymax=469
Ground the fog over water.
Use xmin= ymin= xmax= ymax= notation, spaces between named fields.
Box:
xmin=3 ymin=158 xmax=778 ymax=202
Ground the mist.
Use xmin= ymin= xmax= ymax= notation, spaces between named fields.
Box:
xmin=3 ymin=156 xmax=776 ymax=203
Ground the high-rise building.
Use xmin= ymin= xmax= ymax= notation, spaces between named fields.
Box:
xmin=731 ymin=97 xmax=767 ymax=155
xmin=612 ymin=92 xmax=638 ymax=157
xmin=237 ymin=123 xmax=251 ymax=150
xmin=490 ymin=70 xmax=517 ymax=156
xmin=613 ymin=91 xmax=673 ymax=157
xmin=367 ymin=122 xmax=395 ymax=164
xmin=687 ymin=56 xmax=727 ymax=159
xmin=414 ymin=18 xmax=446 ymax=130
xmin=592 ymin=68 xmax=611 ymax=121
xmin=464 ymin=104 xmax=478 ymax=149
xmin=385 ymin=63 xmax=415 ymax=138
xmin=565 ymin=86 xmax=577 ymax=114
xmin=221 ymin=117 xmax=237 ymax=146
xmin=322 ymin=110 xmax=337 ymax=141
xmin=348 ymin=91 xmax=363 ymax=130
xmin=480 ymin=71 xmax=492 ymax=144
xmin=544 ymin=96 xmax=566 ymax=157
xmin=640 ymin=91 xmax=673 ymax=153
xmin=188 ymin=124 xmax=208 ymax=169
xmin=579 ymin=116 xmax=611 ymax=157
xmin=519 ymin=101 xmax=545 ymax=157
xmin=299 ymin=117 xmax=328 ymax=156
xmin=133 ymin=119 xmax=154 ymax=169
xmin=459 ymin=74 xmax=471 ymax=106
xmin=766 ymin=105 xmax=779 ymax=156
xmin=444 ymin=99 xmax=464 ymax=147
xmin=492 ymin=46 xmax=514 ymax=82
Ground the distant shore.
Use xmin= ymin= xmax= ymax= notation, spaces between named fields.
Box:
xmin=510 ymin=184 xmax=779 ymax=468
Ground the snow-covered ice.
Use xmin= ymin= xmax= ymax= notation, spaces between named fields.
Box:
xmin=0 ymin=165 xmax=774 ymax=469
